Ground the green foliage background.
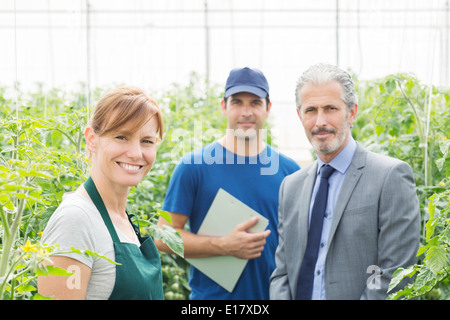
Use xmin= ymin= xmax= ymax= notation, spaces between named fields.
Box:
xmin=352 ymin=73 xmax=450 ymax=299
xmin=0 ymin=72 xmax=449 ymax=300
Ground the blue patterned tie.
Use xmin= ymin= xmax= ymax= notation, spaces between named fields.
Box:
xmin=296 ymin=164 xmax=335 ymax=300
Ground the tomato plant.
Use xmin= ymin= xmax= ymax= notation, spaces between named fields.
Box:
xmin=0 ymin=72 xmax=448 ymax=300
xmin=352 ymin=73 xmax=450 ymax=299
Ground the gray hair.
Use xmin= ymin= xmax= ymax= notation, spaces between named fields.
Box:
xmin=295 ymin=63 xmax=358 ymax=110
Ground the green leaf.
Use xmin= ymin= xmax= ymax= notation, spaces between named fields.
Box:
xmin=69 ymin=247 xmax=120 ymax=265
xmin=32 ymin=293 xmax=54 ymax=300
xmin=151 ymin=224 xmax=184 ymax=257
xmin=416 ymin=244 xmax=429 ymax=257
xmin=388 ymin=285 xmax=412 ymax=300
xmin=375 ymin=125 xmax=384 ymax=136
xmin=18 ymin=169 xmax=53 ymax=179
xmin=426 ymin=194 xmax=438 ymax=241
xmin=1 ymin=184 xmax=35 ymax=192
xmin=388 ymin=266 xmax=416 ymax=293
xmin=436 ymin=157 xmax=445 ymax=171
xmin=405 ymin=78 xmax=414 ymax=92
xmin=83 ymin=249 xmax=120 ymax=265
xmin=441 ymin=229 xmax=450 ymax=246
xmin=157 ymin=209 xmax=173 ymax=224
xmin=16 ymin=284 xmax=36 ymax=294
xmin=424 ymin=246 xmax=448 ymax=274
xmin=412 ymin=268 xmax=435 ymax=291
xmin=385 ymin=79 xmax=396 ymax=93
xmin=35 ymin=265 xmax=73 ymax=277
xmin=439 ymin=139 xmax=450 ymax=155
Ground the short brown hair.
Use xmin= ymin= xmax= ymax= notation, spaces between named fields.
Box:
xmin=90 ymin=86 xmax=163 ymax=140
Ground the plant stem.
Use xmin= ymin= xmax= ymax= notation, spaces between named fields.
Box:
xmin=424 ymin=84 xmax=433 ymax=186
xmin=0 ymin=198 xmax=26 ymax=278
xmin=50 ymin=128 xmax=77 ymax=148
xmin=0 ymin=205 xmax=11 ymax=239
xmin=396 ymin=79 xmax=433 ymax=186
xmin=396 ymin=80 xmax=424 ymax=143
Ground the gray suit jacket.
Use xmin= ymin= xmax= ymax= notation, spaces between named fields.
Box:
xmin=270 ymin=143 xmax=420 ymax=300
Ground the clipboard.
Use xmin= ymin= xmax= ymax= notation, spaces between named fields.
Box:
xmin=186 ymin=188 xmax=269 ymax=292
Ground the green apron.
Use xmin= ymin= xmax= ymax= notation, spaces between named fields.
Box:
xmin=84 ymin=177 xmax=164 ymax=300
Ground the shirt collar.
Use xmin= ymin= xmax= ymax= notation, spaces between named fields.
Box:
xmin=317 ymin=136 xmax=357 ymax=175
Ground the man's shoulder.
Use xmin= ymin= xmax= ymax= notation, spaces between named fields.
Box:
xmin=266 ymin=145 xmax=301 ymax=169
xmin=353 ymin=144 xmax=414 ymax=182
xmin=360 ymin=145 xmax=408 ymax=169
xmin=176 ymin=141 xmax=218 ymax=164
xmin=283 ymin=160 xmax=315 ymax=183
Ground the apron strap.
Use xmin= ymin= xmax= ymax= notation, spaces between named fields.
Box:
xmin=128 ymin=214 xmax=148 ymax=244
xmin=84 ymin=176 xmax=121 ymax=243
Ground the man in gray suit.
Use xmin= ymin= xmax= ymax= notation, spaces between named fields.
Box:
xmin=270 ymin=63 xmax=421 ymax=300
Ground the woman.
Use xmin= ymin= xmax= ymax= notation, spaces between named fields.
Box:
xmin=38 ymin=86 xmax=164 ymax=300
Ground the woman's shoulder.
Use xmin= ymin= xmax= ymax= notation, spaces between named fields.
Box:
xmin=42 ymin=191 xmax=100 ymax=244
xmin=53 ymin=191 xmax=96 ymax=222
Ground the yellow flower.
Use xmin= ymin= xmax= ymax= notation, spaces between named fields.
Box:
xmin=21 ymin=240 xmax=38 ymax=252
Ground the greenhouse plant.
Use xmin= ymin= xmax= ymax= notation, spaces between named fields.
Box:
xmin=0 ymin=73 xmax=449 ymax=300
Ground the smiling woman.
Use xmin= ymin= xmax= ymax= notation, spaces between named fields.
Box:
xmin=38 ymin=86 xmax=165 ymax=300
xmin=85 ymin=87 xmax=163 ymax=189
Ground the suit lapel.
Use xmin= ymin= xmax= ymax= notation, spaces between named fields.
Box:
xmin=328 ymin=144 xmax=367 ymax=244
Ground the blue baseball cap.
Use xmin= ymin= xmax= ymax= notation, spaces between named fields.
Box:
xmin=224 ymin=67 xmax=269 ymax=98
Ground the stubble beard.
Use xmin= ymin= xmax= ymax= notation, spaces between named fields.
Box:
xmin=309 ymin=114 xmax=351 ymax=155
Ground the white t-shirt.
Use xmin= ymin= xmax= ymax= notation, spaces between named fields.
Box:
xmin=41 ymin=192 xmax=140 ymax=300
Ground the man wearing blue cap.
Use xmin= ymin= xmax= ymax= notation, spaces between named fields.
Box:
xmin=156 ymin=67 xmax=300 ymax=300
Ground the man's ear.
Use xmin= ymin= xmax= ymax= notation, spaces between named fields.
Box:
xmin=296 ymin=108 xmax=302 ymax=120
xmin=348 ymin=104 xmax=358 ymax=126
xmin=220 ymin=99 xmax=227 ymax=116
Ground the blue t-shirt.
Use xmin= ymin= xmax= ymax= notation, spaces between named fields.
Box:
xmin=162 ymin=141 xmax=300 ymax=300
